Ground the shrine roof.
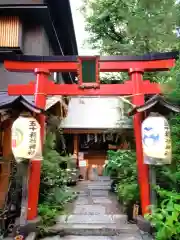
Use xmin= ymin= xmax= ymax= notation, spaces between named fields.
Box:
xmin=129 ymin=94 xmax=180 ymax=116
xmin=0 ymin=91 xmax=66 ymax=115
xmin=0 ymin=91 xmax=42 ymax=113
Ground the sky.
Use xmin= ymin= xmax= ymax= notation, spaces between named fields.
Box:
xmin=69 ymin=0 xmax=99 ymax=55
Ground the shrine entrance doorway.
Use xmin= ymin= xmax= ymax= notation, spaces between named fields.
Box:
xmin=5 ymin=55 xmax=175 ymax=220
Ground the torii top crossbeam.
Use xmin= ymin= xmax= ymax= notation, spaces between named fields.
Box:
xmin=4 ymin=53 xmax=176 ymax=221
xmin=5 ymin=54 xmax=175 ymax=96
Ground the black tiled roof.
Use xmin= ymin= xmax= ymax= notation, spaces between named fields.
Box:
xmin=129 ymin=94 xmax=180 ymax=116
xmin=0 ymin=91 xmax=42 ymax=113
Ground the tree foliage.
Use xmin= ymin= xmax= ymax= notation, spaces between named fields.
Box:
xmin=161 ymin=58 xmax=180 ymax=102
xmin=81 ymin=0 xmax=180 ymax=83
xmin=82 ymin=0 xmax=180 ymax=55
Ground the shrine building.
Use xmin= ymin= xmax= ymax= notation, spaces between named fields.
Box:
xmin=61 ymin=96 xmax=134 ymax=178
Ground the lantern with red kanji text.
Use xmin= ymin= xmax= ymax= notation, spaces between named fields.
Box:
xmin=11 ymin=115 xmax=42 ymax=162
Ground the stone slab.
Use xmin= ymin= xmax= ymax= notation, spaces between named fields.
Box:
xmin=49 ymin=223 xmax=139 ymax=235
xmin=96 ymin=176 xmax=111 ymax=181
xmin=87 ymin=183 xmax=111 ymax=187
xmin=25 ymin=232 xmax=36 ymax=240
xmin=74 ymin=197 xmax=89 ymax=205
xmin=88 ymin=186 xmax=111 ymax=191
xmin=57 ymin=214 xmax=127 ymax=224
xmin=92 ymin=197 xmax=112 ymax=204
xmin=61 ymin=235 xmax=142 ymax=240
xmin=137 ymin=216 xmax=152 ymax=234
xmin=78 ymin=190 xmax=89 ymax=196
xmin=73 ymin=205 xmax=106 ymax=215
xmin=40 ymin=237 xmax=61 ymax=240
xmin=90 ymin=190 xmax=109 ymax=197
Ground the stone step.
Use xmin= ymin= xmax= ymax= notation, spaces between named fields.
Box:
xmin=87 ymin=185 xmax=111 ymax=190
xmin=40 ymin=234 xmax=143 ymax=240
xmin=40 ymin=237 xmax=61 ymax=240
xmin=72 ymin=205 xmax=107 ymax=215
xmin=88 ymin=181 xmax=111 ymax=184
xmin=78 ymin=190 xmax=110 ymax=197
xmin=96 ymin=176 xmax=111 ymax=181
xmin=82 ymin=183 xmax=111 ymax=188
xmin=87 ymin=180 xmax=112 ymax=184
xmin=57 ymin=214 xmax=127 ymax=224
xmin=59 ymin=236 xmax=142 ymax=240
xmin=49 ymin=223 xmax=139 ymax=236
xmin=78 ymin=190 xmax=89 ymax=196
xmin=74 ymin=197 xmax=113 ymax=205
xmin=90 ymin=190 xmax=109 ymax=197
xmin=92 ymin=196 xmax=112 ymax=204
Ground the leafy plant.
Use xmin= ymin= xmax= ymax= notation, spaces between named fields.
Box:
xmin=38 ymin=131 xmax=77 ymax=235
xmin=116 ymin=182 xmax=139 ymax=207
xmin=145 ymin=187 xmax=180 ymax=240
xmin=160 ymin=58 xmax=180 ymax=101
xmin=38 ymin=203 xmax=60 ymax=229
xmin=105 ymin=150 xmax=139 ymax=208
xmin=105 ymin=150 xmax=137 ymax=179
xmin=39 ymin=131 xmax=74 ymax=202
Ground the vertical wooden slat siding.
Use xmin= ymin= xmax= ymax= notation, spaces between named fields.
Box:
xmin=0 ymin=16 xmax=20 ymax=47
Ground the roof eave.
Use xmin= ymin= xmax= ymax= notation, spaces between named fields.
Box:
xmin=128 ymin=94 xmax=180 ymax=116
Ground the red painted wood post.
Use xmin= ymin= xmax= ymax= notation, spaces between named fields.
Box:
xmin=27 ymin=68 xmax=49 ymax=220
xmin=129 ymin=68 xmax=150 ymax=216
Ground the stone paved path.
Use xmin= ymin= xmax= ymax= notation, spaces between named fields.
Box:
xmin=41 ymin=176 xmax=146 ymax=240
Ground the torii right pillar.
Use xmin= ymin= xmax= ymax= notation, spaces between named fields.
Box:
xmin=130 ymin=68 xmax=150 ymax=215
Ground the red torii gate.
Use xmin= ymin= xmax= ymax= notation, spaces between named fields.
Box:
xmin=4 ymin=55 xmax=175 ymax=220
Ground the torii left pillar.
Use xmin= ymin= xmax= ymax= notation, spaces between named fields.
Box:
xmin=27 ymin=68 xmax=49 ymax=220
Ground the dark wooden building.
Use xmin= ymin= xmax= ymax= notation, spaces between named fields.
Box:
xmin=0 ymin=0 xmax=78 ymax=89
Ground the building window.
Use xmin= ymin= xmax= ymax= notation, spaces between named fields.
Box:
xmin=0 ymin=16 xmax=22 ymax=52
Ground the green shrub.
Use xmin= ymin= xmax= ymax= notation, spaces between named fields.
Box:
xmin=105 ymin=150 xmax=139 ymax=208
xmin=38 ymin=131 xmax=77 ymax=232
xmin=145 ymin=187 xmax=180 ymax=240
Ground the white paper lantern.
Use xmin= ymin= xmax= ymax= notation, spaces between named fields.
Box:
xmin=142 ymin=114 xmax=171 ymax=164
xmin=12 ymin=116 xmax=42 ymax=161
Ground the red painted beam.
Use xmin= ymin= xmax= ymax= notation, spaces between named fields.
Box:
xmin=8 ymin=81 xmax=35 ymax=94
xmin=8 ymin=81 xmax=160 ymax=96
xmin=8 ymin=83 xmax=132 ymax=95
xmin=100 ymin=59 xmax=175 ymax=72
xmin=4 ymin=61 xmax=78 ymax=72
xmin=142 ymin=81 xmax=161 ymax=94
xmin=4 ymin=59 xmax=175 ymax=72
